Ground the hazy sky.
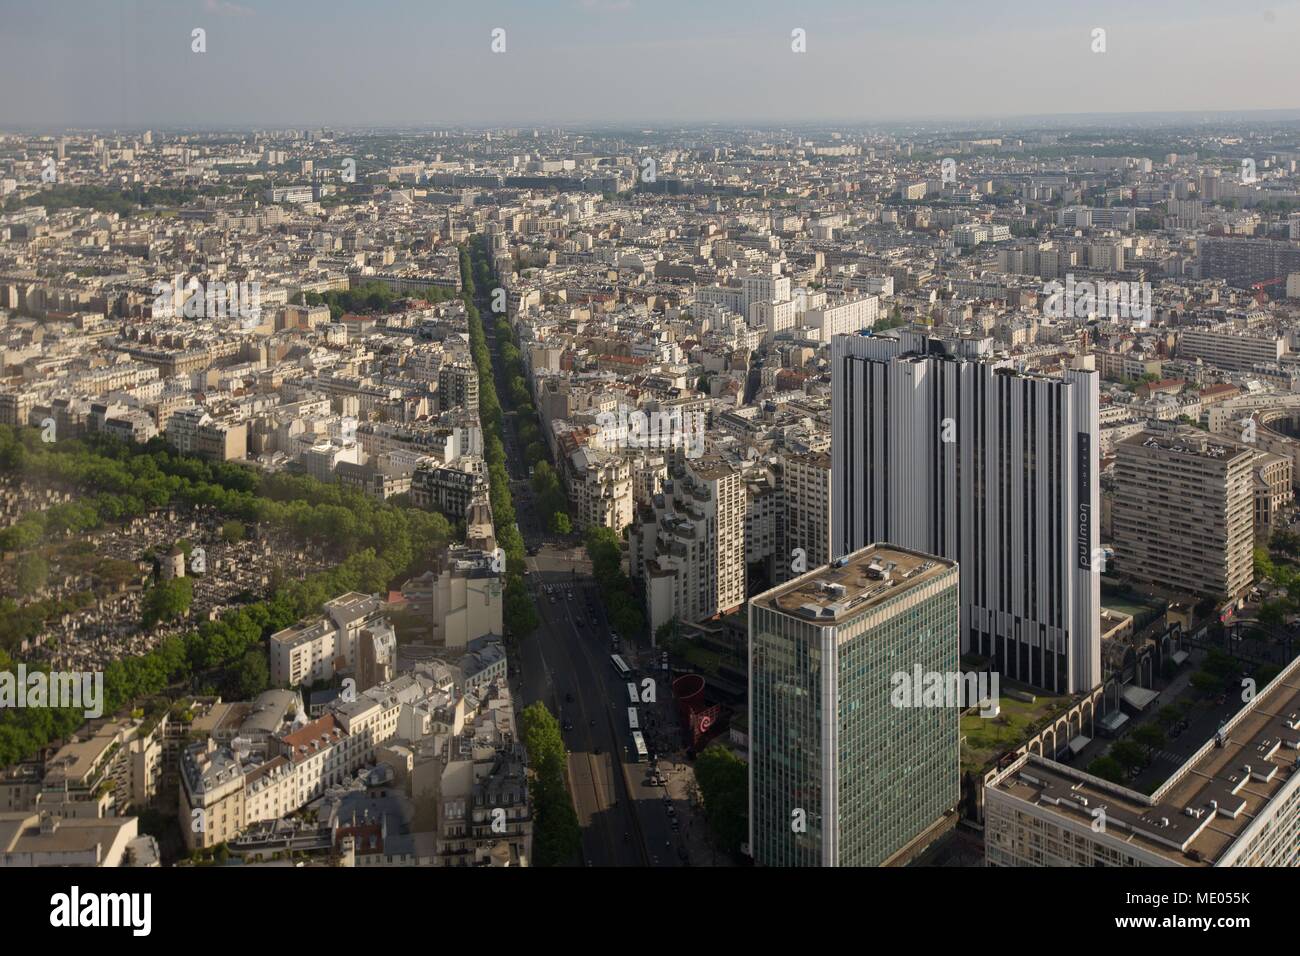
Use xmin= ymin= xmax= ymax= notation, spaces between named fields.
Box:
xmin=1 ymin=0 xmax=1298 ymax=129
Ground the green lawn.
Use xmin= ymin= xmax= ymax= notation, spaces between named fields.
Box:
xmin=679 ymin=642 xmax=725 ymax=674
xmin=960 ymin=691 xmax=1071 ymax=775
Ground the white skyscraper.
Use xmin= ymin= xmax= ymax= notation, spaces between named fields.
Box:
xmin=830 ymin=330 xmax=1101 ymax=694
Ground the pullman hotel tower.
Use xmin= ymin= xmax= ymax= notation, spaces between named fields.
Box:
xmin=830 ymin=330 xmax=1101 ymax=694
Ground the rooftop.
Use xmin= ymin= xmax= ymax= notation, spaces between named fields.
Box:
xmin=1118 ymin=428 xmax=1254 ymax=464
xmin=990 ymin=656 xmax=1300 ymax=866
xmin=761 ymin=544 xmax=955 ymax=624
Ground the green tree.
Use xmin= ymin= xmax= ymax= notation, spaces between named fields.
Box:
xmin=549 ymin=512 xmax=572 ymax=535
xmin=233 ymin=648 xmax=269 ymax=699
xmin=142 ymin=577 xmax=193 ymax=627
xmin=1188 ymin=671 xmax=1219 ymax=698
xmin=1131 ymin=724 xmax=1166 ymax=757
xmin=14 ymin=553 xmax=49 ymax=597
xmin=1154 ymin=704 xmax=1184 ymax=730
xmin=520 ymin=702 xmax=580 ymax=865
xmin=694 ymin=743 xmax=748 ymax=854
xmin=1110 ymin=739 xmax=1146 ymax=773
xmin=1086 ymin=755 xmax=1125 ymax=784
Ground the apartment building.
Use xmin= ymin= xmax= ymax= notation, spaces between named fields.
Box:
xmin=179 ymin=741 xmax=246 ymax=852
xmin=779 ymin=449 xmax=832 ymax=583
xmin=1198 ymin=236 xmax=1300 ymax=287
xmin=300 ymin=436 xmax=363 ymax=482
xmin=1094 ymin=350 xmax=1163 ymax=382
xmin=179 ymin=676 xmax=422 ymax=853
xmin=411 ymin=458 xmax=489 ymax=519
xmin=570 ymin=450 xmax=634 ymax=533
xmin=35 ymin=716 xmax=164 ymax=819
xmin=630 ymin=455 xmax=746 ymax=633
xmin=268 ymin=617 xmax=339 ymax=688
xmin=804 ymin=295 xmax=880 ymax=343
xmin=268 ymin=591 xmax=386 ymax=687
xmin=1112 ymin=429 xmax=1256 ymax=598
xmin=0 ymin=812 xmax=147 ymax=867
xmin=437 ymin=361 xmax=479 ymax=414
xmin=1254 ymin=452 xmax=1294 ymax=536
xmin=164 ymin=406 xmax=248 ymax=461
xmin=1177 ymin=327 xmax=1286 ymax=371
xmin=431 ymin=547 xmax=503 ymax=650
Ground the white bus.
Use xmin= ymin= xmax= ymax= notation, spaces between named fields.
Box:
xmin=630 ymin=730 xmax=649 ymax=763
xmin=627 ymin=707 xmax=640 ymax=731
xmin=610 ymin=654 xmax=631 ymax=678
xmin=626 ymin=682 xmax=639 ymax=705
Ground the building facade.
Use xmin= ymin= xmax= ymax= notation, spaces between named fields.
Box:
xmin=1112 ymin=429 xmax=1256 ymax=598
xmin=830 ymin=330 xmax=1101 ymax=693
xmin=749 ymin=544 xmax=960 ymax=866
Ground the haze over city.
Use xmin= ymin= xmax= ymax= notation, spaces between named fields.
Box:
xmin=1 ymin=0 xmax=1298 ymax=128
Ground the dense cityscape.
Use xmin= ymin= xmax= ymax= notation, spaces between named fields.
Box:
xmin=0 ymin=3 xmax=1295 ymax=936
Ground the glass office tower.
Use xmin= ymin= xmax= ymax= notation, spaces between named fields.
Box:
xmin=748 ymin=544 xmax=960 ymax=866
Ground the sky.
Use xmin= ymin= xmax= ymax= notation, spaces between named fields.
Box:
xmin=0 ymin=0 xmax=1298 ymax=129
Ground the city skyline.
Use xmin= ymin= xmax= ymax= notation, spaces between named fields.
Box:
xmin=2 ymin=0 xmax=1299 ymax=905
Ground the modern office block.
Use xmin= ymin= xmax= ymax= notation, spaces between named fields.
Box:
xmin=985 ymin=651 xmax=1300 ymax=867
xmin=748 ymin=544 xmax=960 ymax=867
